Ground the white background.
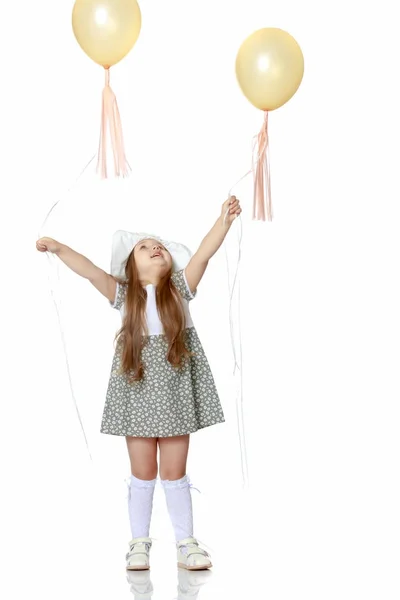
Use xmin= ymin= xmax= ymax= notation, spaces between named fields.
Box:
xmin=1 ymin=0 xmax=399 ymax=598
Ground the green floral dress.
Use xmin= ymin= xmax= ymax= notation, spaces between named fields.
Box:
xmin=100 ymin=269 xmax=225 ymax=438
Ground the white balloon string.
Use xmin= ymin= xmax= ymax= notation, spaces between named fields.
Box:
xmin=222 ymin=127 xmax=272 ymax=488
xmin=38 ymin=153 xmax=96 ymax=462
xmin=223 ymin=168 xmax=252 ymax=489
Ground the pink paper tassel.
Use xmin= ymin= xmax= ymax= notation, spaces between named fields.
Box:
xmin=252 ymin=111 xmax=273 ymax=221
xmin=97 ymin=68 xmax=130 ymax=179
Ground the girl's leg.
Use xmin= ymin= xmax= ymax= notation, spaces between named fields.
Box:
xmin=125 ymin=436 xmax=158 ymax=538
xmin=158 ymin=434 xmax=190 ymax=481
xmin=159 ymin=435 xmax=212 ymax=569
xmin=158 ymin=435 xmax=193 ymax=541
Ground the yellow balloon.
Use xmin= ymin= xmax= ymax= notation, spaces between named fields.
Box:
xmin=72 ymin=0 xmax=142 ymax=68
xmin=235 ymin=28 xmax=304 ymax=111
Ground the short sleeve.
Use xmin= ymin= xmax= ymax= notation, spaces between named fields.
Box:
xmin=171 ymin=269 xmax=197 ymax=302
xmin=110 ymin=281 xmax=127 ymax=310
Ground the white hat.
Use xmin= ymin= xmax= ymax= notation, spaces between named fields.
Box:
xmin=110 ymin=230 xmax=193 ymax=280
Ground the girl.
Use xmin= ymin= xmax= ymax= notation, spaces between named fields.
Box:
xmin=36 ymin=195 xmax=242 ymax=571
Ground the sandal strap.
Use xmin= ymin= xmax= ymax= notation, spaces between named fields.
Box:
xmin=128 ymin=537 xmax=152 ymax=554
xmin=185 ymin=545 xmax=210 ymax=558
xmin=177 ymin=537 xmax=210 ymax=558
xmin=177 ymin=537 xmax=198 ymax=547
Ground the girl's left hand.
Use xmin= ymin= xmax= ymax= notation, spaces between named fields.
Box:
xmin=221 ymin=195 xmax=242 ymax=226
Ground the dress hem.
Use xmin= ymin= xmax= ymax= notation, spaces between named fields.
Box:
xmin=100 ymin=418 xmax=225 ymax=438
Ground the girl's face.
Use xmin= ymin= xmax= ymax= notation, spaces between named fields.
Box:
xmin=133 ymin=238 xmax=172 ymax=278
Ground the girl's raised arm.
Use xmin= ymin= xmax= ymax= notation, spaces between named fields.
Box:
xmin=36 ymin=237 xmax=116 ymax=302
xmin=185 ymin=196 xmax=241 ymax=294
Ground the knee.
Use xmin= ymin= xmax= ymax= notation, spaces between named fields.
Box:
xmin=132 ymin=462 xmax=158 ymax=481
xmin=159 ymin=467 xmax=186 ymax=481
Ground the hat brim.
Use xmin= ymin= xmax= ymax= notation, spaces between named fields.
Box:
xmin=110 ymin=231 xmax=193 ymax=280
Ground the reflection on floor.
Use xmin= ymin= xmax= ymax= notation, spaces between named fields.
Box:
xmin=126 ymin=567 xmax=213 ymax=600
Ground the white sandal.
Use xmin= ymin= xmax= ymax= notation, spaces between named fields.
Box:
xmin=177 ymin=537 xmax=213 ymax=570
xmin=126 ymin=537 xmax=152 ymax=570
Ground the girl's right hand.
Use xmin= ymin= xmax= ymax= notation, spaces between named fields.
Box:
xmin=36 ymin=237 xmax=61 ymax=253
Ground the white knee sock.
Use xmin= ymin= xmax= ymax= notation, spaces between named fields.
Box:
xmin=128 ymin=473 xmax=157 ymax=539
xmin=161 ymin=474 xmax=194 ymax=542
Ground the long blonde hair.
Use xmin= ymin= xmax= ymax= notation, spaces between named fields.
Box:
xmin=114 ymin=248 xmax=192 ymax=382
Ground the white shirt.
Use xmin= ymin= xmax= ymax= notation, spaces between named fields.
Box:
xmin=111 ymin=269 xmax=195 ymax=335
